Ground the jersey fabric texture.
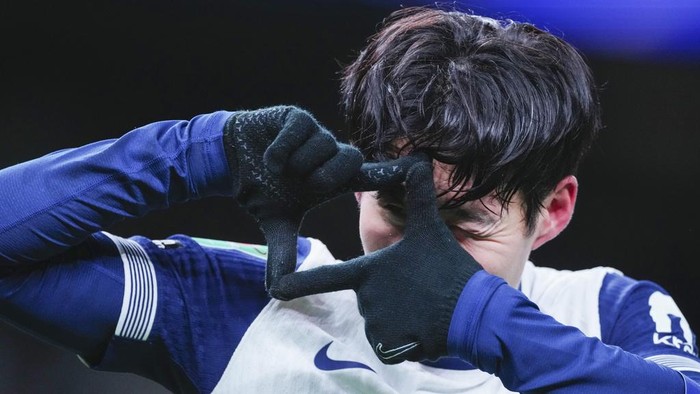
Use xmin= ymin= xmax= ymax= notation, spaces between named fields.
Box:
xmin=1 ymin=111 xmax=699 ymax=393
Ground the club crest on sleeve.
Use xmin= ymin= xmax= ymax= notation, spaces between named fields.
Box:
xmin=649 ymin=291 xmax=695 ymax=355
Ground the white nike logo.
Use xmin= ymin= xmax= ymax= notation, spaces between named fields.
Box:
xmin=375 ymin=342 xmax=420 ymax=360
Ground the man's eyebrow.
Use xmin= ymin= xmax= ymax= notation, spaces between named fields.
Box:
xmin=440 ymin=206 xmax=497 ymax=225
xmin=376 ymin=187 xmax=497 ymax=225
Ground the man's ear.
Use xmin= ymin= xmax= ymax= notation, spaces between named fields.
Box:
xmin=532 ymin=175 xmax=578 ymax=250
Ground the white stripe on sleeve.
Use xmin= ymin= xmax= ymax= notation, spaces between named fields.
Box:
xmin=103 ymin=232 xmax=158 ymax=341
xmin=646 ymin=354 xmax=700 ymax=374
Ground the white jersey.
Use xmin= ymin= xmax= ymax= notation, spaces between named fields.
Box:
xmin=211 ymin=238 xmax=691 ymax=393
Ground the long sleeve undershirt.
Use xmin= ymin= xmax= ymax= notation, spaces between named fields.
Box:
xmin=448 ymin=271 xmax=700 ymax=393
xmin=0 ymin=111 xmax=233 ymax=265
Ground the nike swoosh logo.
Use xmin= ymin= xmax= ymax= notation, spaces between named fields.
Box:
xmin=375 ymin=342 xmax=419 ymax=360
xmin=314 ymin=341 xmax=375 ymax=373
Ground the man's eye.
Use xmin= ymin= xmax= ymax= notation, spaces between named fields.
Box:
xmin=380 ymin=203 xmax=406 ymax=226
xmin=378 ymin=200 xmax=404 ymax=215
xmin=450 ymin=225 xmax=487 ymax=241
xmin=384 ymin=204 xmax=404 ymax=215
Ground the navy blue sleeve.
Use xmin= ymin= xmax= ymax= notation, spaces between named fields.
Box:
xmin=0 ymin=230 xmax=296 ymax=393
xmin=86 ymin=234 xmax=269 ymax=393
xmin=447 ymin=271 xmax=696 ymax=393
xmin=0 ymin=232 xmax=124 ymax=361
xmin=600 ymin=273 xmax=700 ymax=382
xmin=0 ymin=111 xmax=257 ymax=391
xmin=0 ymin=111 xmax=234 ymax=265
xmin=87 ymin=234 xmax=310 ymax=393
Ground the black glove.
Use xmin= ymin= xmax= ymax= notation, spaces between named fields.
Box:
xmin=223 ymin=105 xmax=420 ymax=293
xmin=270 ymin=160 xmax=482 ymax=363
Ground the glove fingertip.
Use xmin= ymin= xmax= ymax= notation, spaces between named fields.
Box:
xmin=308 ymin=145 xmax=363 ymax=194
xmin=268 ymin=273 xmax=305 ymax=301
xmin=405 ymin=160 xmax=434 ymax=187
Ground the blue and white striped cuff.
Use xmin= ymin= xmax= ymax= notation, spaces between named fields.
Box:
xmin=103 ymin=232 xmax=158 ymax=341
xmin=646 ymin=354 xmax=700 ymax=374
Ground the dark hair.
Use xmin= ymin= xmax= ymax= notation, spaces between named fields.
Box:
xmin=341 ymin=7 xmax=601 ymax=231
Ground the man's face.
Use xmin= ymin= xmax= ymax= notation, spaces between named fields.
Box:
xmin=356 ymin=162 xmax=540 ymax=287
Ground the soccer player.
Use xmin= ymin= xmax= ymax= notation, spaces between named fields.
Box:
xmin=2 ymin=6 xmax=699 ymax=393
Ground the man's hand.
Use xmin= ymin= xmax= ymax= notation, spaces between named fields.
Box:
xmin=223 ymin=106 xmax=419 ymax=293
xmin=270 ymin=160 xmax=482 ymax=363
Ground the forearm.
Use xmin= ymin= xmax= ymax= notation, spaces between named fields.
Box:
xmin=0 ymin=232 xmax=125 ymax=361
xmin=1 ymin=231 xmax=273 ymax=392
xmin=0 ymin=111 xmax=233 ymax=264
xmin=448 ymin=271 xmax=698 ymax=393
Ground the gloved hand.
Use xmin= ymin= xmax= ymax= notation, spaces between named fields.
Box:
xmin=270 ymin=160 xmax=482 ymax=363
xmin=223 ymin=105 xmax=420 ymax=293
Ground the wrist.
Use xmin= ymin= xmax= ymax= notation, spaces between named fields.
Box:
xmin=222 ymin=111 xmax=244 ymax=197
xmin=447 ymin=271 xmax=506 ymax=362
xmin=188 ymin=111 xmax=238 ymax=198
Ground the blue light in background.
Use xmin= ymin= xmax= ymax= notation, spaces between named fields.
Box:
xmin=358 ymin=0 xmax=700 ymax=62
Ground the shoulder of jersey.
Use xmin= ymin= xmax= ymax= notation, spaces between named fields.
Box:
xmin=192 ymin=237 xmax=270 ymax=260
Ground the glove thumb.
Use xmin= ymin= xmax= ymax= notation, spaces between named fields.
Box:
xmin=270 ymin=256 xmax=366 ymax=301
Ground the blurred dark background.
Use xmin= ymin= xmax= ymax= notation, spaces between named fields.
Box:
xmin=1 ymin=1 xmax=698 ymax=392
